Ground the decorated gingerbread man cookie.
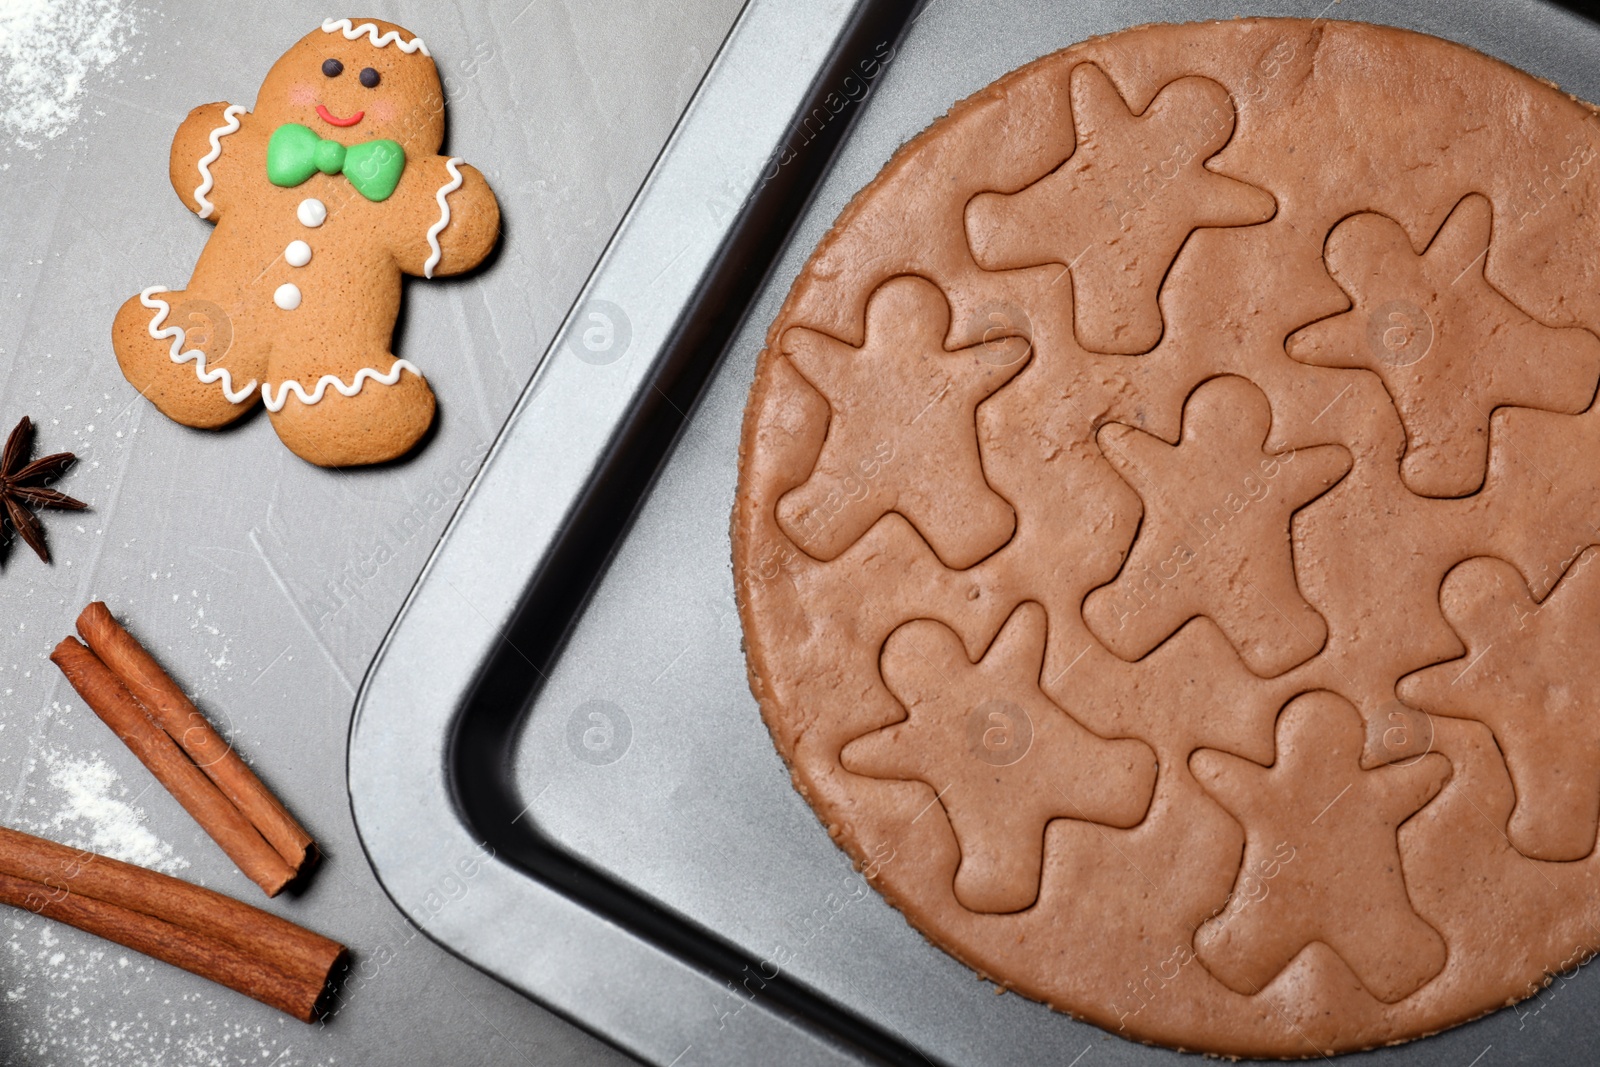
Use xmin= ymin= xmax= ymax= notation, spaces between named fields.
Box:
xmin=111 ymin=18 xmax=500 ymax=467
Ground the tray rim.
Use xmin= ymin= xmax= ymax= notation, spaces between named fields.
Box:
xmin=346 ymin=1 xmax=928 ymax=1064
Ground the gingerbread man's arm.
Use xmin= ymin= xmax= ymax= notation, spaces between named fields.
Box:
xmin=168 ymin=102 xmax=258 ymax=221
xmin=390 ymin=156 xmax=501 ymax=278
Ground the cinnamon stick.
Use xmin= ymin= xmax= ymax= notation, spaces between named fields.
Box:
xmin=0 ymin=826 xmax=344 ymax=1021
xmin=50 ymin=636 xmax=298 ymax=896
xmin=75 ymin=603 xmax=314 ymax=873
xmin=0 ymin=824 xmax=326 ymax=985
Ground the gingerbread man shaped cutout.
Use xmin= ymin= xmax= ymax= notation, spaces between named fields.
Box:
xmin=111 ymin=18 xmax=500 ymax=467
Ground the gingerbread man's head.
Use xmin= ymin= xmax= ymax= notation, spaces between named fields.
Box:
xmin=255 ymin=18 xmax=445 ymax=157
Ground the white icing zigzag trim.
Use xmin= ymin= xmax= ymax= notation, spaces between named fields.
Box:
xmin=143 ymin=287 xmax=423 ymax=410
xmin=140 ymin=287 xmax=258 ymax=404
xmin=193 ymin=104 xmax=247 ymax=220
xmin=261 ymin=360 xmax=423 ymax=413
xmin=320 ymin=18 xmax=431 ymax=57
xmin=423 ymin=158 xmax=465 ymax=279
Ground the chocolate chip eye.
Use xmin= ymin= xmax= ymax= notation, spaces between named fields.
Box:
xmin=359 ymin=67 xmax=380 ymax=88
xmin=322 ymin=58 xmax=343 ymax=78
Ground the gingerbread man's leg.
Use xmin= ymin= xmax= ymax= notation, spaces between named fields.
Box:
xmin=262 ymin=326 xmax=435 ymax=467
xmin=112 ymin=287 xmax=266 ymax=429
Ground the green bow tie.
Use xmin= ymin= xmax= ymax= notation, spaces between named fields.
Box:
xmin=266 ymin=123 xmax=405 ymax=202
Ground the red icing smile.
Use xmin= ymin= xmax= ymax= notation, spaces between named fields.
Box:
xmin=315 ymin=104 xmax=364 ymax=128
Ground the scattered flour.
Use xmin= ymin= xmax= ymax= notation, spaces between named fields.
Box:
xmin=0 ymin=0 xmax=134 ymax=148
xmin=0 ymin=929 xmax=311 ymax=1066
xmin=42 ymin=752 xmax=188 ymax=873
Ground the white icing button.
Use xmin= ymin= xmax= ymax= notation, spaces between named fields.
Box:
xmin=285 ymin=240 xmax=312 ymax=267
xmin=274 ymin=283 xmax=302 ymax=311
xmin=296 ymin=198 xmax=327 ymax=227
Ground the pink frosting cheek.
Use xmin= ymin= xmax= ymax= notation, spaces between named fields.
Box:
xmin=371 ymin=98 xmax=398 ymax=123
xmin=287 ymin=83 xmax=317 ymax=107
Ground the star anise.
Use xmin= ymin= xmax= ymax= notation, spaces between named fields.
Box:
xmin=0 ymin=416 xmax=87 ymax=565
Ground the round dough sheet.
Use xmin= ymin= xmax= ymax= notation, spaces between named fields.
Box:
xmin=733 ymin=17 xmax=1600 ymax=1057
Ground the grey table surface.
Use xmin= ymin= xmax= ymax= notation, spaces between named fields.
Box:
xmin=0 ymin=1 xmax=742 ymax=1063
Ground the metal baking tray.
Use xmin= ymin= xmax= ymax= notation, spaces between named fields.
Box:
xmin=349 ymin=0 xmax=1600 ymax=1063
